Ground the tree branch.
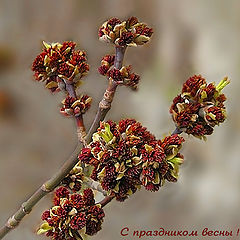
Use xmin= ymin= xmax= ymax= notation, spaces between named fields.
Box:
xmin=86 ymin=46 xmax=126 ymax=141
xmin=64 ymin=78 xmax=87 ymax=145
xmin=99 ymin=195 xmax=115 ymax=208
xmin=76 ymin=116 xmax=87 ymax=147
xmin=0 ymin=142 xmax=83 ymax=239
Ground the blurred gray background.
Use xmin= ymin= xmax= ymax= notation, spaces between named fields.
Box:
xmin=0 ymin=0 xmax=239 ymax=239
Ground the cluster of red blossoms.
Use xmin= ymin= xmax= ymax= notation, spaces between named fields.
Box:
xmin=78 ymin=119 xmax=184 ymax=202
xmin=38 ymin=187 xmax=105 ymax=239
xmin=170 ymin=75 xmax=229 ymax=139
xmin=98 ymin=55 xmax=140 ymax=90
xmin=27 ymin=16 xmax=231 ymax=240
xmin=32 ymin=41 xmax=89 ymax=92
xmin=60 ymin=95 xmax=92 ymax=117
xmin=98 ymin=17 xmax=153 ymax=47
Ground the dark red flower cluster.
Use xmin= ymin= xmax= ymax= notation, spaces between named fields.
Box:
xmin=78 ymin=119 xmax=184 ymax=202
xmin=98 ymin=54 xmax=115 ymax=76
xmin=140 ymin=134 xmax=184 ymax=191
xmin=98 ymin=17 xmax=153 ymax=46
xmin=32 ymin=41 xmax=89 ymax=92
xmin=170 ymin=75 xmax=229 ymax=139
xmin=38 ymin=187 xmax=105 ymax=239
xmin=60 ymin=95 xmax=92 ymax=117
xmin=61 ymin=163 xmax=84 ymax=192
xmin=98 ymin=58 xmax=140 ymax=90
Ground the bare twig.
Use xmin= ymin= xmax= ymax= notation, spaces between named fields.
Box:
xmin=63 ymin=78 xmax=87 ymax=145
xmin=76 ymin=116 xmax=87 ymax=146
xmin=99 ymin=195 xmax=115 ymax=208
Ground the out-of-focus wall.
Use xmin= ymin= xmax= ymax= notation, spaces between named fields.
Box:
xmin=0 ymin=0 xmax=239 ymax=239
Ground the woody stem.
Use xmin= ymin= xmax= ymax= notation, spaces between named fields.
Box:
xmin=86 ymin=46 xmax=126 ymax=142
xmin=99 ymin=195 xmax=115 ymax=208
xmin=0 ymin=142 xmax=83 ymax=239
xmin=64 ymin=78 xmax=87 ymax=145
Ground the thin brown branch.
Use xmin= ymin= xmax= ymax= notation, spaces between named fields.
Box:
xmin=64 ymin=79 xmax=77 ymax=98
xmin=0 ymin=142 xmax=83 ymax=239
xmin=63 ymin=78 xmax=87 ymax=145
xmin=99 ymin=195 xmax=115 ymax=208
xmin=76 ymin=116 xmax=87 ymax=146
xmin=86 ymin=46 xmax=126 ymax=141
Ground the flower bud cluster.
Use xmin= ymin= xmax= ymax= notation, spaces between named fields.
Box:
xmin=98 ymin=17 xmax=153 ymax=47
xmin=38 ymin=187 xmax=105 ymax=239
xmin=98 ymin=54 xmax=115 ymax=76
xmin=32 ymin=41 xmax=89 ymax=92
xmin=170 ymin=75 xmax=229 ymax=139
xmin=61 ymin=164 xmax=84 ymax=192
xmin=60 ymin=95 xmax=92 ymax=117
xmin=78 ymin=119 xmax=184 ymax=202
xmin=98 ymin=55 xmax=140 ymax=90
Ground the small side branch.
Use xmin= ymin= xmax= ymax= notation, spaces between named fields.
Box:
xmin=63 ymin=78 xmax=87 ymax=145
xmin=76 ymin=116 xmax=87 ymax=146
xmin=64 ymin=79 xmax=77 ymax=98
xmin=87 ymin=46 xmax=126 ymax=141
xmin=99 ymin=195 xmax=115 ymax=208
